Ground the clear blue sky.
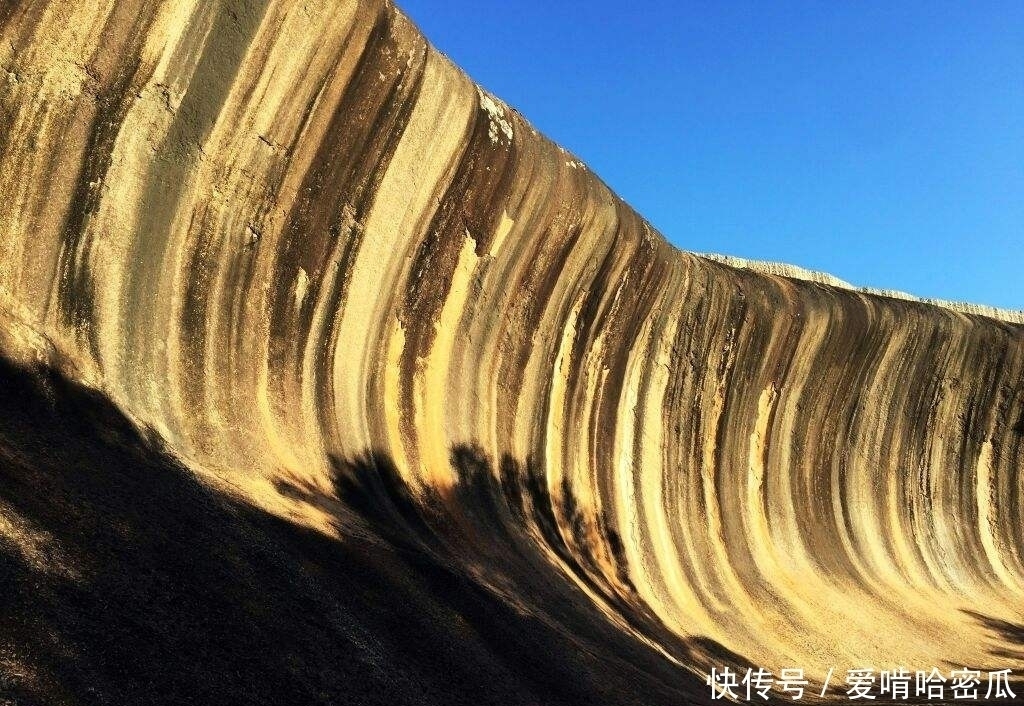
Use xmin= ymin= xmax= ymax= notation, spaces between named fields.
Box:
xmin=397 ymin=1 xmax=1023 ymax=310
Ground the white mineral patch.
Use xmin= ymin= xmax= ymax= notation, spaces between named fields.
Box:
xmin=477 ymin=88 xmax=513 ymax=144
xmin=295 ymin=267 xmax=310 ymax=309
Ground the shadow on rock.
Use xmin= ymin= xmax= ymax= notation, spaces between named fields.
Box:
xmin=0 ymin=355 xmax=710 ymax=706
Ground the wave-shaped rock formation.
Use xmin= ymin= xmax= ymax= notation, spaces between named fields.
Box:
xmin=2 ymin=1 xmax=1023 ymax=703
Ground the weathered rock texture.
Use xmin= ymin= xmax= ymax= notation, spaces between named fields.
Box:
xmin=1 ymin=1 xmax=1023 ymax=704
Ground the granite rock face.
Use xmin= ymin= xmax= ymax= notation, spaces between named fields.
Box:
xmin=1 ymin=1 xmax=1023 ymax=703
